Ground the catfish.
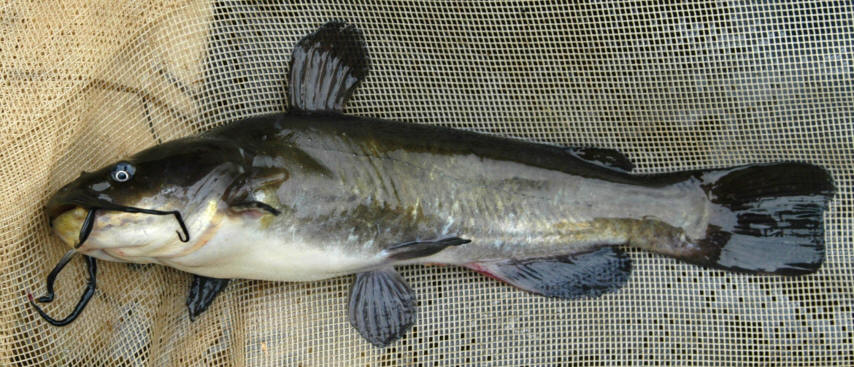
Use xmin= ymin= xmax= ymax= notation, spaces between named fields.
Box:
xmin=31 ymin=21 xmax=835 ymax=347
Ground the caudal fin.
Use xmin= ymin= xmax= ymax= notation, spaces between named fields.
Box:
xmin=690 ymin=162 xmax=835 ymax=275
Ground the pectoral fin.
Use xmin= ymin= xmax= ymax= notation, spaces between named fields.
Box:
xmin=228 ymin=201 xmax=281 ymax=216
xmin=288 ymin=21 xmax=370 ymax=112
xmin=466 ymin=247 xmax=632 ymax=299
xmin=187 ymin=275 xmax=230 ymax=320
xmin=386 ymin=236 xmax=470 ymax=260
xmin=348 ymin=268 xmax=416 ymax=347
xmin=224 ymin=168 xmax=287 ymax=216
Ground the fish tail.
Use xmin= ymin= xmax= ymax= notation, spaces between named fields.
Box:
xmin=678 ymin=162 xmax=835 ymax=275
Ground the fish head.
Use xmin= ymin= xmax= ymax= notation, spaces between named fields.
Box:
xmin=45 ymin=137 xmax=246 ymax=261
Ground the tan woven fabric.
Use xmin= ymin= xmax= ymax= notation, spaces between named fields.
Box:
xmin=2 ymin=1 xmax=852 ymax=365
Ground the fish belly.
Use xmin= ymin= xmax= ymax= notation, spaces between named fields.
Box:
xmin=154 ymin=217 xmax=385 ymax=281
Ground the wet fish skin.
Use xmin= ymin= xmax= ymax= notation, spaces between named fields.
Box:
xmin=191 ymin=110 xmax=708 ymax=272
xmin=49 ymin=109 xmax=827 ymax=281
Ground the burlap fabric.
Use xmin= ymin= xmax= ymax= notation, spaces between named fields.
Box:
xmin=1 ymin=1 xmax=851 ymax=365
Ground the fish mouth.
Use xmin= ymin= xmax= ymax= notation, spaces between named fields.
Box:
xmin=45 ymin=188 xmax=117 ymax=224
xmin=45 ymin=190 xmax=117 ymax=248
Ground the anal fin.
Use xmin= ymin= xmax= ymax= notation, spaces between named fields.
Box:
xmin=348 ymin=268 xmax=415 ymax=347
xmin=187 ymin=275 xmax=230 ymax=320
xmin=466 ymin=247 xmax=632 ymax=299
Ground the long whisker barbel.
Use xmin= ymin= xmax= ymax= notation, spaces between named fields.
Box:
xmin=28 ymin=255 xmax=96 ymax=326
xmin=31 ymin=249 xmax=75 ymax=304
xmin=28 ymin=208 xmax=98 ymax=325
xmin=110 ymin=207 xmax=190 ymax=243
xmin=66 ymin=201 xmax=191 ymax=243
xmin=86 ymin=203 xmax=191 ymax=242
xmin=34 ymin=207 xmax=97 ymax=305
xmin=77 ymin=208 xmax=96 ymax=248
xmin=29 ymin=205 xmax=190 ymax=326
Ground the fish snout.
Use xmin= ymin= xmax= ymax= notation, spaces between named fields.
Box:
xmin=44 ymin=183 xmax=98 ymax=248
xmin=45 ymin=185 xmax=83 ymax=224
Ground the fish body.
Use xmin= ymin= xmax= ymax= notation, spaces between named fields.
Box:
xmin=71 ymin=112 xmax=705 ymax=281
xmin=39 ymin=22 xmax=835 ymax=347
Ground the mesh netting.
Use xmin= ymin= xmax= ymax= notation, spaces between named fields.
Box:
xmin=2 ymin=1 xmax=852 ymax=365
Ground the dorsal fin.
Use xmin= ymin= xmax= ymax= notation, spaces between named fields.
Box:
xmin=565 ymin=146 xmax=634 ymax=172
xmin=288 ymin=21 xmax=370 ymax=112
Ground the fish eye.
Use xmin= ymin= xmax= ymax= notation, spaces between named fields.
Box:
xmin=110 ymin=162 xmax=135 ymax=183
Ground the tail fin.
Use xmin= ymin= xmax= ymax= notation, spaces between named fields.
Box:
xmin=691 ymin=162 xmax=835 ymax=275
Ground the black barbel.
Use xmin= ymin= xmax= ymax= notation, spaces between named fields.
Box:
xmin=28 ymin=208 xmax=99 ymax=325
xmin=28 ymin=255 xmax=96 ymax=326
xmin=32 ymin=249 xmax=75 ymax=304
xmin=29 ymin=205 xmax=190 ymax=326
xmin=77 ymin=207 xmax=96 ymax=248
xmin=110 ymin=207 xmax=190 ymax=243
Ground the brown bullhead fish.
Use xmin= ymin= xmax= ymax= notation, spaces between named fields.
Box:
xmin=31 ymin=21 xmax=835 ymax=347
